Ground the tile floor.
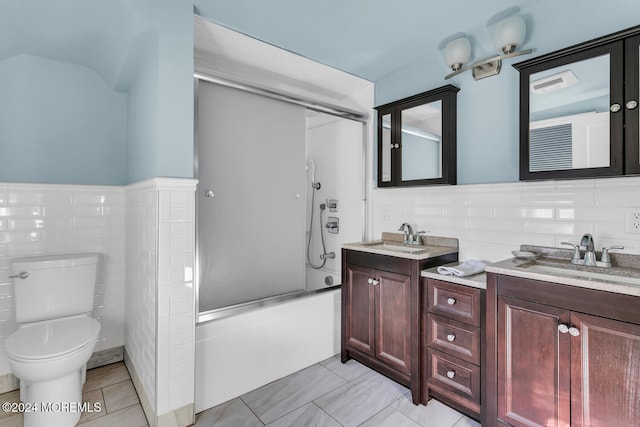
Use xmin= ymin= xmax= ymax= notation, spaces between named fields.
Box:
xmin=195 ymin=355 xmax=481 ymax=427
xmin=0 ymin=355 xmax=480 ymax=427
xmin=0 ymin=362 xmax=147 ymax=427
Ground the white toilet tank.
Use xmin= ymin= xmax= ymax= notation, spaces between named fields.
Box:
xmin=11 ymin=253 xmax=99 ymax=323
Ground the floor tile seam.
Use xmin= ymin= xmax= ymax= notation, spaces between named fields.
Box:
xmin=262 ymin=401 xmax=343 ymax=427
xmin=79 ymin=403 xmax=146 ymax=426
xmin=311 ymin=368 xmax=379 ymax=410
xmin=353 ymin=401 xmax=407 ymax=427
xmin=310 ymin=401 xmax=345 ymax=427
xmin=240 ymin=363 xmax=344 ymax=404
xmin=241 ymin=364 xmax=348 ymax=422
xmin=314 ymin=361 xmax=352 ymax=385
xmin=102 ymin=389 xmax=140 ymax=414
xmin=450 ymin=414 xmax=467 ymax=426
xmin=326 ymin=365 xmax=373 ymax=383
xmin=238 ymin=395 xmax=267 ymax=426
xmin=89 ymin=388 xmax=107 ymax=420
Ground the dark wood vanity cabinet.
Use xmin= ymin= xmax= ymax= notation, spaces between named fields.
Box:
xmin=341 ymin=249 xmax=457 ymax=404
xmin=485 ymin=273 xmax=640 ymax=427
xmin=422 ymin=278 xmax=484 ymax=420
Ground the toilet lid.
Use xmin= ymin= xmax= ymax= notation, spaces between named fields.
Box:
xmin=5 ymin=317 xmax=100 ymax=360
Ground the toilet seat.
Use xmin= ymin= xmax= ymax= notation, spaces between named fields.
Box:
xmin=5 ymin=317 xmax=100 ymax=361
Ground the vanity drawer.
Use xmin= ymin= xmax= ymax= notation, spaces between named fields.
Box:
xmin=427 ymin=279 xmax=481 ymax=326
xmin=427 ymin=313 xmax=480 ymax=365
xmin=426 ymin=348 xmax=480 ymax=405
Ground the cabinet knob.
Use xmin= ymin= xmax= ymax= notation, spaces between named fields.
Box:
xmin=446 ymin=370 xmax=456 ymax=379
xmin=610 ymin=103 xmax=622 ymax=113
xmin=368 ymin=278 xmax=373 ymax=284
xmin=558 ymin=324 xmax=569 ymax=334
xmin=446 ymin=334 xmax=456 ymax=342
xmin=627 ymin=100 xmax=638 ymax=110
xmin=447 ymin=297 xmax=456 ymax=305
xmin=393 ymin=143 xmax=400 ymax=149
xmin=371 ymin=279 xmax=379 ymax=286
xmin=204 ymin=190 xmax=215 ymax=198
xmin=568 ymin=327 xmax=580 ymax=337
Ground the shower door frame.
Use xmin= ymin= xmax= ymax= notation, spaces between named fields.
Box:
xmin=194 ymin=73 xmax=370 ymax=323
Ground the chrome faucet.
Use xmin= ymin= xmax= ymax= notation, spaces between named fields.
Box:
xmin=398 ymin=223 xmax=414 ymax=244
xmin=562 ymin=234 xmax=624 ymax=268
xmin=580 ymin=233 xmax=597 ymax=267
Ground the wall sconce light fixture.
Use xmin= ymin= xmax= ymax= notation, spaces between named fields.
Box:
xmin=444 ymin=15 xmax=532 ymax=80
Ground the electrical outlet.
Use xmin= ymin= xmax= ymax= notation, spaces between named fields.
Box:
xmin=626 ymin=207 xmax=640 ymax=234
xmin=381 ymin=204 xmax=390 ymax=221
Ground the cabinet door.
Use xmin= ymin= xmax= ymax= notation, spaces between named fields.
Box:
xmin=375 ymin=270 xmax=411 ymax=373
xmin=625 ymin=34 xmax=640 ymax=174
xmin=344 ymin=264 xmax=375 ymax=356
xmin=497 ymin=296 xmax=571 ymax=427
xmin=570 ymin=312 xmax=640 ymax=427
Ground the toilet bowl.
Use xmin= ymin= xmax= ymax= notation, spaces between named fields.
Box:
xmin=4 ymin=253 xmax=101 ymax=427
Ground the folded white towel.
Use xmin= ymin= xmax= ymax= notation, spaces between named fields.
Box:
xmin=437 ymin=260 xmax=486 ymax=277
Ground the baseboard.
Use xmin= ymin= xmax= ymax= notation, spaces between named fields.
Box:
xmin=87 ymin=346 xmax=124 ymax=369
xmin=124 ymin=348 xmax=157 ymax=427
xmin=0 ymin=372 xmax=19 ymax=394
xmin=158 ymin=404 xmax=195 ymax=427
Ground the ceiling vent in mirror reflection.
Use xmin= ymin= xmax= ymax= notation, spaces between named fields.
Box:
xmin=531 ymin=70 xmax=578 ymax=94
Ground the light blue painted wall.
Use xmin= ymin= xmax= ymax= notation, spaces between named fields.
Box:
xmin=0 ymin=54 xmax=127 ymax=185
xmin=0 ymin=0 xmax=193 ymax=186
xmin=375 ymin=0 xmax=640 ymax=184
xmin=126 ymin=0 xmax=194 ymax=184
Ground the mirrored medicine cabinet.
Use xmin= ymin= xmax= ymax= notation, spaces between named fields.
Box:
xmin=376 ymin=85 xmax=459 ymax=187
xmin=515 ymin=25 xmax=640 ymax=181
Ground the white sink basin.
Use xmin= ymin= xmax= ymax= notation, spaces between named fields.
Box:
xmin=524 ymin=264 xmax=640 ymax=286
xmin=362 ymin=242 xmax=428 ymax=253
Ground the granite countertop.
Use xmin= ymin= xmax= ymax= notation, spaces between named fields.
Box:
xmin=343 ymin=232 xmax=458 ymax=261
xmin=486 ymin=252 xmax=640 ymax=297
xmin=421 ymin=263 xmax=487 ymax=289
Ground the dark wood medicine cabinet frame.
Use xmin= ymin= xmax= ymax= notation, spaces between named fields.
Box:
xmin=515 ymin=25 xmax=640 ymax=181
xmin=375 ymin=85 xmax=459 ymax=187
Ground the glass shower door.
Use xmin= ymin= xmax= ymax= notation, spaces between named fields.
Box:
xmin=196 ymin=80 xmax=306 ymax=312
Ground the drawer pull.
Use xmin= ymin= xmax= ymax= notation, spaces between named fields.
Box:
xmin=447 ymin=297 xmax=456 ymax=305
xmin=446 ymin=334 xmax=456 ymax=342
xmin=446 ymin=370 xmax=456 ymax=379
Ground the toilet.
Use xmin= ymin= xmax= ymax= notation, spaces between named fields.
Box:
xmin=4 ymin=253 xmax=101 ymax=427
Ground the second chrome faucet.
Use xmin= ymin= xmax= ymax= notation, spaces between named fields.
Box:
xmin=561 ymin=233 xmax=624 ymax=268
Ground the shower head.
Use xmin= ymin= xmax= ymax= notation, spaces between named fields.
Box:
xmin=306 ymin=159 xmax=316 ymax=184
xmin=306 ymin=159 xmax=320 ymax=189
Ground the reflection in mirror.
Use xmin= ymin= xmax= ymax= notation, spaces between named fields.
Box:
xmin=528 ymin=54 xmax=610 ymax=172
xmin=401 ymin=101 xmax=442 ymax=180
xmin=381 ymin=114 xmax=392 ymax=182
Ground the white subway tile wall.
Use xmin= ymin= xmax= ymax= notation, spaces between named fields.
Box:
xmin=371 ymin=176 xmax=640 ymax=262
xmin=157 ymin=185 xmax=195 ymax=416
xmin=0 ymin=183 xmax=125 ymax=378
xmin=124 ymin=182 xmax=159 ymax=414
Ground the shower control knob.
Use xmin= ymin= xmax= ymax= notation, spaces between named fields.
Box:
xmin=204 ymin=190 xmax=214 ymax=198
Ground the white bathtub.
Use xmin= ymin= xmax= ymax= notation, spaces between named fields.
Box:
xmin=194 ymin=288 xmax=341 ymax=413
